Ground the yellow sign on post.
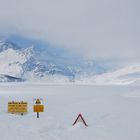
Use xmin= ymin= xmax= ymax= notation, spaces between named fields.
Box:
xmin=33 ymin=98 xmax=44 ymax=118
xmin=33 ymin=105 xmax=44 ymax=112
xmin=8 ymin=101 xmax=28 ymax=115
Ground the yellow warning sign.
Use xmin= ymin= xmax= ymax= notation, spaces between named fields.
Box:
xmin=33 ymin=98 xmax=44 ymax=112
xmin=35 ymin=99 xmax=41 ymax=104
xmin=33 ymin=105 xmax=44 ymax=112
xmin=8 ymin=101 xmax=28 ymax=113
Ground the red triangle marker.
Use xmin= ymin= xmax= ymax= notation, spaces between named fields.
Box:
xmin=73 ymin=113 xmax=88 ymax=127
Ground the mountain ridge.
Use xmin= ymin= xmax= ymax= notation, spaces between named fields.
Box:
xmin=0 ymin=38 xmax=140 ymax=85
xmin=0 ymin=39 xmax=105 ymax=82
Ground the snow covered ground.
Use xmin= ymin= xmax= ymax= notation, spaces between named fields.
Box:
xmin=0 ymin=84 xmax=140 ymax=140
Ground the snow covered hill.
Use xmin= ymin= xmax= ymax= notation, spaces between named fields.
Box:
xmin=76 ymin=65 xmax=140 ymax=85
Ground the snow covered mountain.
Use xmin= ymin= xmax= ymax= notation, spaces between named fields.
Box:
xmin=0 ymin=39 xmax=20 ymax=52
xmin=1 ymin=38 xmax=140 ymax=85
xmin=76 ymin=65 xmax=140 ymax=85
xmin=0 ymin=39 xmax=105 ymax=82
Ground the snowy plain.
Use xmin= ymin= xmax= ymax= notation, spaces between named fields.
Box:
xmin=0 ymin=83 xmax=139 ymax=140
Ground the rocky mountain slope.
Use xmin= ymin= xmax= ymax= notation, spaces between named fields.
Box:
xmin=0 ymin=39 xmax=104 ymax=82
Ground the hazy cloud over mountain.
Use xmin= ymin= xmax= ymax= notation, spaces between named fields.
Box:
xmin=0 ymin=0 xmax=140 ymax=62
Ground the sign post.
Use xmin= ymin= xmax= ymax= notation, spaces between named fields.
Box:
xmin=37 ymin=112 xmax=39 ymax=118
xmin=33 ymin=98 xmax=44 ymax=118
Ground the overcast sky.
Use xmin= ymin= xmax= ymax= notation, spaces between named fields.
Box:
xmin=0 ymin=0 xmax=140 ymax=62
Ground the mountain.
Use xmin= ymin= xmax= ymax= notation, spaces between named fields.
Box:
xmin=0 ymin=39 xmax=20 ymax=52
xmin=1 ymin=38 xmax=140 ymax=84
xmin=0 ymin=39 xmax=105 ymax=82
xmin=76 ymin=65 xmax=140 ymax=85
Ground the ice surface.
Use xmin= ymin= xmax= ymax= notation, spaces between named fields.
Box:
xmin=0 ymin=84 xmax=139 ymax=140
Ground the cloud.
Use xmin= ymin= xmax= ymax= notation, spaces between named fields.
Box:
xmin=0 ymin=0 xmax=140 ymax=61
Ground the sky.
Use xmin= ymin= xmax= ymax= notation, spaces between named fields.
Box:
xmin=0 ymin=0 xmax=140 ymax=63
